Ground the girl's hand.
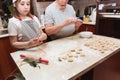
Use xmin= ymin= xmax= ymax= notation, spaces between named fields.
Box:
xmin=28 ymin=38 xmax=40 ymax=47
xmin=28 ymin=33 xmax=47 ymax=48
xmin=39 ymin=32 xmax=47 ymax=41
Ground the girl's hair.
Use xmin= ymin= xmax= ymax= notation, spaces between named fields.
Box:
xmin=13 ymin=0 xmax=33 ymax=19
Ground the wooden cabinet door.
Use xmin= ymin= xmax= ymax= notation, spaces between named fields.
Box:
xmin=78 ymin=24 xmax=95 ymax=33
xmin=0 ymin=37 xmax=18 ymax=80
xmin=0 ymin=0 xmax=2 ymax=9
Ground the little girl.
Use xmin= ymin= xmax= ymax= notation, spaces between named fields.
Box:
xmin=8 ymin=0 xmax=47 ymax=49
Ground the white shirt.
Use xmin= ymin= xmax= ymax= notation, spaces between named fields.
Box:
xmin=45 ymin=2 xmax=76 ymax=40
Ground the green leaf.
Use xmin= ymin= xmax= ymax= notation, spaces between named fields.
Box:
xmin=23 ymin=59 xmax=37 ymax=67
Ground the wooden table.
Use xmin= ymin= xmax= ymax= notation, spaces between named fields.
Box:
xmin=10 ymin=34 xmax=120 ymax=80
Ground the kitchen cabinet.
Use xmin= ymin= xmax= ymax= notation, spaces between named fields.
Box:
xmin=78 ymin=23 xmax=95 ymax=33
xmin=0 ymin=0 xmax=2 ymax=9
xmin=94 ymin=51 xmax=120 ymax=80
xmin=96 ymin=18 xmax=120 ymax=38
xmin=0 ymin=36 xmax=18 ymax=80
xmin=96 ymin=0 xmax=120 ymax=38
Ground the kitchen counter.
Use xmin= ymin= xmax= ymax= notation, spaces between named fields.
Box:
xmin=10 ymin=34 xmax=120 ymax=80
xmin=0 ymin=34 xmax=9 ymax=38
xmin=83 ymin=21 xmax=96 ymax=25
xmin=0 ymin=28 xmax=9 ymax=38
xmin=99 ymin=13 xmax=120 ymax=18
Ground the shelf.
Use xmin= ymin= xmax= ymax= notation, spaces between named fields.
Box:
xmin=105 ymin=6 xmax=120 ymax=9
xmin=99 ymin=12 xmax=120 ymax=18
xmin=0 ymin=28 xmax=8 ymax=31
xmin=98 ymin=1 xmax=116 ymax=4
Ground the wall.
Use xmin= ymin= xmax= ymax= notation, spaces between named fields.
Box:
xmin=74 ymin=0 xmax=97 ymax=16
xmin=33 ymin=0 xmax=97 ymax=19
xmin=32 ymin=0 xmax=52 ymax=20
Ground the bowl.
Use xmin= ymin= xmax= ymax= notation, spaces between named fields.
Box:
xmin=79 ymin=31 xmax=93 ymax=38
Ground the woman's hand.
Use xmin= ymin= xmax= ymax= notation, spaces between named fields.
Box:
xmin=63 ymin=17 xmax=77 ymax=26
xmin=75 ymin=19 xmax=83 ymax=32
xmin=75 ymin=19 xmax=83 ymax=27
xmin=63 ymin=17 xmax=82 ymax=27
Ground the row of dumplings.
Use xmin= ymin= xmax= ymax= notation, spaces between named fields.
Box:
xmin=84 ymin=37 xmax=120 ymax=53
xmin=58 ymin=48 xmax=85 ymax=62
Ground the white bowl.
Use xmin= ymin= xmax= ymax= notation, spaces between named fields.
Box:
xmin=79 ymin=31 xmax=93 ymax=38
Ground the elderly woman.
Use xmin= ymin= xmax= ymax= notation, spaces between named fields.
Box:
xmin=44 ymin=0 xmax=83 ymax=40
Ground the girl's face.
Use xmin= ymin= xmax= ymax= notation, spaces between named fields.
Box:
xmin=16 ymin=0 xmax=30 ymax=17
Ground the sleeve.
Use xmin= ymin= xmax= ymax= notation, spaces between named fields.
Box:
xmin=33 ymin=16 xmax=41 ymax=28
xmin=8 ymin=20 xmax=18 ymax=36
xmin=44 ymin=7 xmax=54 ymax=25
